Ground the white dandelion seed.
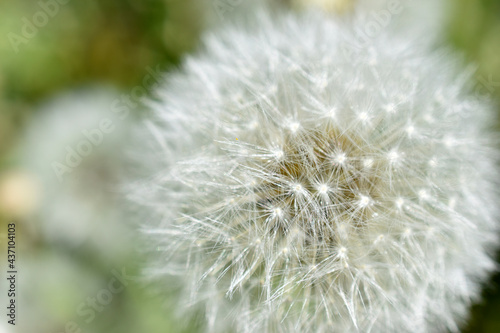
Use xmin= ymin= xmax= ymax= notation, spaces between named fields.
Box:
xmin=130 ymin=9 xmax=499 ymax=333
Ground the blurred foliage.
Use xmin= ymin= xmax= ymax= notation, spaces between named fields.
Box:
xmin=0 ymin=0 xmax=500 ymax=332
xmin=447 ymin=3 xmax=500 ymax=331
xmin=448 ymin=0 xmax=500 ymax=100
xmin=0 ymin=0 xmax=206 ymax=99
xmin=0 ymin=0 xmax=207 ymax=159
xmin=0 ymin=1 xmax=209 ymax=333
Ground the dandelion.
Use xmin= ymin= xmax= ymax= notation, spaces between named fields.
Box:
xmin=19 ymin=87 xmax=131 ymax=258
xmin=131 ymin=9 xmax=499 ymax=333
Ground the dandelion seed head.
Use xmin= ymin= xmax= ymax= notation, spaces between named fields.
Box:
xmin=131 ymin=9 xmax=500 ymax=333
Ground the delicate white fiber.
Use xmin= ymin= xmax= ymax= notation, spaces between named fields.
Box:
xmin=131 ymin=9 xmax=499 ymax=333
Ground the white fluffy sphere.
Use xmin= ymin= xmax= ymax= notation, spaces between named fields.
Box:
xmin=131 ymin=9 xmax=499 ymax=333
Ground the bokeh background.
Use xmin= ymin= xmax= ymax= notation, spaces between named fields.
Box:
xmin=0 ymin=0 xmax=499 ymax=332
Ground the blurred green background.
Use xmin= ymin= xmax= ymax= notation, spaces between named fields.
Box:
xmin=0 ymin=0 xmax=499 ymax=332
